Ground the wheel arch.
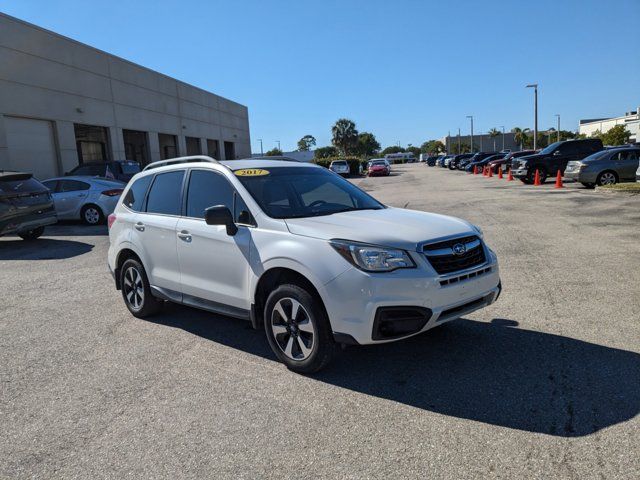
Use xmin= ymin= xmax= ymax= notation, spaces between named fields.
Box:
xmin=252 ymin=267 xmax=330 ymax=331
xmin=597 ymin=169 xmax=619 ymax=184
xmin=80 ymin=203 xmax=104 ymax=222
xmin=114 ymin=247 xmax=144 ymax=290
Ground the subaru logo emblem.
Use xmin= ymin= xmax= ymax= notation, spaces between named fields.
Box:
xmin=452 ymin=243 xmax=466 ymax=256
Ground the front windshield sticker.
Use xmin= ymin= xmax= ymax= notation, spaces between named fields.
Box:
xmin=234 ymin=169 xmax=270 ymax=177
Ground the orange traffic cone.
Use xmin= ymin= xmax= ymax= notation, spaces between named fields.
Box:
xmin=473 ymin=165 xmax=477 ymax=175
xmin=507 ymin=168 xmax=513 ymax=181
xmin=554 ymin=170 xmax=564 ymax=189
xmin=483 ymin=166 xmax=488 ymax=176
xmin=498 ymin=167 xmax=503 ymax=179
xmin=533 ymin=169 xmax=541 ymax=186
xmin=488 ymin=166 xmax=493 ymax=177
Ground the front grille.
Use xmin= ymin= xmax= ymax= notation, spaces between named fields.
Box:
xmin=423 ymin=235 xmax=486 ymax=275
xmin=511 ymin=160 xmax=522 ymax=169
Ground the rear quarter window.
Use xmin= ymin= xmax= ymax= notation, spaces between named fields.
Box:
xmin=123 ymin=175 xmax=153 ymax=211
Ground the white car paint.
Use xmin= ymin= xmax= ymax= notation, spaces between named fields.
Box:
xmin=108 ymin=157 xmax=500 ymax=348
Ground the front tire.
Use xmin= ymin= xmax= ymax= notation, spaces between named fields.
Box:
xmin=264 ymin=284 xmax=335 ymax=373
xmin=18 ymin=226 xmax=45 ymax=240
xmin=81 ymin=204 xmax=104 ymax=225
xmin=120 ymin=258 xmax=162 ymax=318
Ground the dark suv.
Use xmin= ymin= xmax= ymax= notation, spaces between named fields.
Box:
xmin=511 ymin=139 xmax=603 ymax=184
xmin=0 ymin=172 xmax=57 ymax=240
xmin=67 ymin=161 xmax=141 ymax=182
xmin=448 ymin=153 xmax=473 ymax=170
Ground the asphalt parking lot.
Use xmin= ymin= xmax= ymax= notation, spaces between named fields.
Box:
xmin=1 ymin=164 xmax=639 ymax=479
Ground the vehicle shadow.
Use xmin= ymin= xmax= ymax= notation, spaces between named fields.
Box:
xmin=43 ymin=221 xmax=109 ymax=237
xmin=0 ymin=238 xmax=94 ymax=260
xmin=146 ymin=306 xmax=639 ymax=437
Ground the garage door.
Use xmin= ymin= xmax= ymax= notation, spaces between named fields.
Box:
xmin=5 ymin=116 xmax=58 ymax=180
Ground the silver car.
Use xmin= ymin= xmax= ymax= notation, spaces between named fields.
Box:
xmin=329 ymin=160 xmax=350 ymax=176
xmin=564 ymin=146 xmax=640 ymax=188
xmin=42 ymin=176 xmax=125 ymax=225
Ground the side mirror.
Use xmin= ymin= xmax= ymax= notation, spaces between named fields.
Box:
xmin=553 ymin=150 xmax=561 ymax=156
xmin=205 ymin=205 xmax=238 ymax=236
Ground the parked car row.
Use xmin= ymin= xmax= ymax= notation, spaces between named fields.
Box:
xmin=0 ymin=160 xmax=139 ymax=240
xmin=424 ymin=139 xmax=640 ymax=187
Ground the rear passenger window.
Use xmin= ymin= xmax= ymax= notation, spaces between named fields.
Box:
xmin=146 ymin=171 xmax=185 ymax=216
xmin=123 ymin=175 xmax=152 ymax=211
xmin=59 ymin=180 xmax=90 ymax=192
xmin=186 ymin=170 xmax=234 ymax=219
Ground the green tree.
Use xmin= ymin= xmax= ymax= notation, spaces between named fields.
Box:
xmin=451 ymin=142 xmax=471 ymax=154
xmin=297 ymin=135 xmax=316 ymax=151
xmin=355 ymin=132 xmax=381 ymax=157
xmin=488 ymin=128 xmax=500 ymax=151
xmin=420 ymin=140 xmax=445 ymax=154
xmin=596 ymin=125 xmax=632 ymax=146
xmin=381 ymin=146 xmax=405 ymax=155
xmin=314 ymin=146 xmax=338 ymax=158
xmin=331 ymin=118 xmax=359 ymax=155
xmin=511 ymin=127 xmax=531 ymax=149
xmin=406 ymin=146 xmax=421 ymax=158
xmin=264 ymin=147 xmax=283 ymax=156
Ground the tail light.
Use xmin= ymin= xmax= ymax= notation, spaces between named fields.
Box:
xmin=107 ymin=213 xmax=117 ymax=229
xmin=101 ymin=189 xmax=124 ymax=197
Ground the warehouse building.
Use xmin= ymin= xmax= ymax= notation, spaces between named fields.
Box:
xmin=579 ymin=107 xmax=639 ymax=143
xmin=0 ymin=13 xmax=251 ymax=180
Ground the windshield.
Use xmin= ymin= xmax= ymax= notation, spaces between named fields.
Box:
xmin=371 ymin=161 xmax=386 ymax=166
xmin=234 ymin=166 xmax=384 ymax=219
xmin=331 ymin=161 xmax=347 ymax=166
xmin=539 ymin=141 xmax=561 ymax=155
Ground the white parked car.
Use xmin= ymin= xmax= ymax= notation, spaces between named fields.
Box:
xmin=42 ymin=176 xmax=125 ymax=225
xmin=107 ymin=156 xmax=501 ymax=372
xmin=329 ymin=160 xmax=350 ymax=176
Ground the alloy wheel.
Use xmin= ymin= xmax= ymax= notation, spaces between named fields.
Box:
xmin=600 ymin=172 xmax=616 ymax=185
xmin=84 ymin=207 xmax=101 ymax=224
xmin=123 ymin=266 xmax=144 ymax=310
xmin=271 ymin=297 xmax=315 ymax=361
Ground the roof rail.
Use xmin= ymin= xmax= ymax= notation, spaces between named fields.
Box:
xmin=142 ymin=155 xmax=219 ymax=171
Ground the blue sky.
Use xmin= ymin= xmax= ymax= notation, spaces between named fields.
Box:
xmin=2 ymin=0 xmax=639 ymax=152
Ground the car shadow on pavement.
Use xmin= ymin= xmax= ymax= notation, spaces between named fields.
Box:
xmin=43 ymin=221 xmax=109 ymax=237
xmin=0 ymin=238 xmax=94 ymax=260
xmin=146 ymin=307 xmax=640 ymax=438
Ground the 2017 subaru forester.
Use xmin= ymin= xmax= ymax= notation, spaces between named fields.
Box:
xmin=107 ymin=156 xmax=501 ymax=373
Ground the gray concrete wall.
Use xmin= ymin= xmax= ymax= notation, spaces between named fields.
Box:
xmin=0 ymin=13 xmax=251 ymax=175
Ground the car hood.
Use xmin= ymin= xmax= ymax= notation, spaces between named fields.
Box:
xmin=284 ymin=207 xmax=475 ymax=251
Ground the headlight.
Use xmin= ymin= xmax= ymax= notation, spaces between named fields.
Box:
xmin=520 ymin=160 xmax=528 ymax=168
xmin=330 ymin=240 xmax=415 ymax=272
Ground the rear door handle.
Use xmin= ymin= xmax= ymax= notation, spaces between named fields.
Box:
xmin=177 ymin=230 xmax=192 ymax=242
xmin=135 ymin=222 xmax=145 ymax=232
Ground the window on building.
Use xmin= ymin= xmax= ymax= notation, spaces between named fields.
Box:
xmin=186 ymin=136 xmax=201 ymax=156
xmin=224 ymin=141 xmax=235 ymax=160
xmin=158 ymin=133 xmax=179 ymax=160
xmin=207 ymin=139 xmax=220 ymax=159
xmin=74 ymin=124 xmax=110 ymax=164
xmin=146 ymin=171 xmax=185 ymax=215
xmin=123 ymin=129 xmax=150 ymax=165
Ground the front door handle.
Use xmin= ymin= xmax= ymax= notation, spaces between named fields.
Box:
xmin=177 ymin=230 xmax=192 ymax=242
xmin=135 ymin=222 xmax=145 ymax=232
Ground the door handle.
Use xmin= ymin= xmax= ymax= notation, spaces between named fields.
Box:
xmin=177 ymin=230 xmax=192 ymax=242
xmin=135 ymin=222 xmax=145 ymax=232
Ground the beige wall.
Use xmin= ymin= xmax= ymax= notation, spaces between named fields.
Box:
xmin=0 ymin=13 xmax=251 ymax=176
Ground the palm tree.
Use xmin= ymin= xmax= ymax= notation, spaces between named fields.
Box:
xmin=488 ymin=128 xmax=500 ymax=151
xmin=331 ymin=118 xmax=359 ymax=155
xmin=511 ymin=127 xmax=531 ymax=150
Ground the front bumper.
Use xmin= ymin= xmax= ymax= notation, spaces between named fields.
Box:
xmin=321 ymin=248 xmax=501 ymax=345
xmin=0 ymin=212 xmax=57 ymax=236
xmin=512 ymin=168 xmax=528 ymax=178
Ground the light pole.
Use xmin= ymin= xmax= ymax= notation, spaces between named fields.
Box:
xmin=500 ymin=126 xmax=505 ymax=151
xmin=479 ymin=131 xmax=483 ymax=151
xmin=466 ymin=116 xmax=474 ymax=152
xmin=276 ymin=140 xmax=281 ymax=152
xmin=526 ymin=83 xmax=538 ymax=150
xmin=457 ymin=127 xmax=461 ymax=154
xmin=555 ymin=114 xmax=560 ymax=142
xmin=258 ymin=138 xmax=263 ymax=155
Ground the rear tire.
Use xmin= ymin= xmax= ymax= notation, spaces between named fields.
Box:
xmin=81 ymin=204 xmax=104 ymax=225
xmin=120 ymin=258 xmax=162 ymax=318
xmin=18 ymin=226 xmax=45 ymax=241
xmin=264 ymin=284 xmax=336 ymax=374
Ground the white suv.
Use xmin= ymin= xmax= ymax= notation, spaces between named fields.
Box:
xmin=108 ymin=156 xmax=501 ymax=373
